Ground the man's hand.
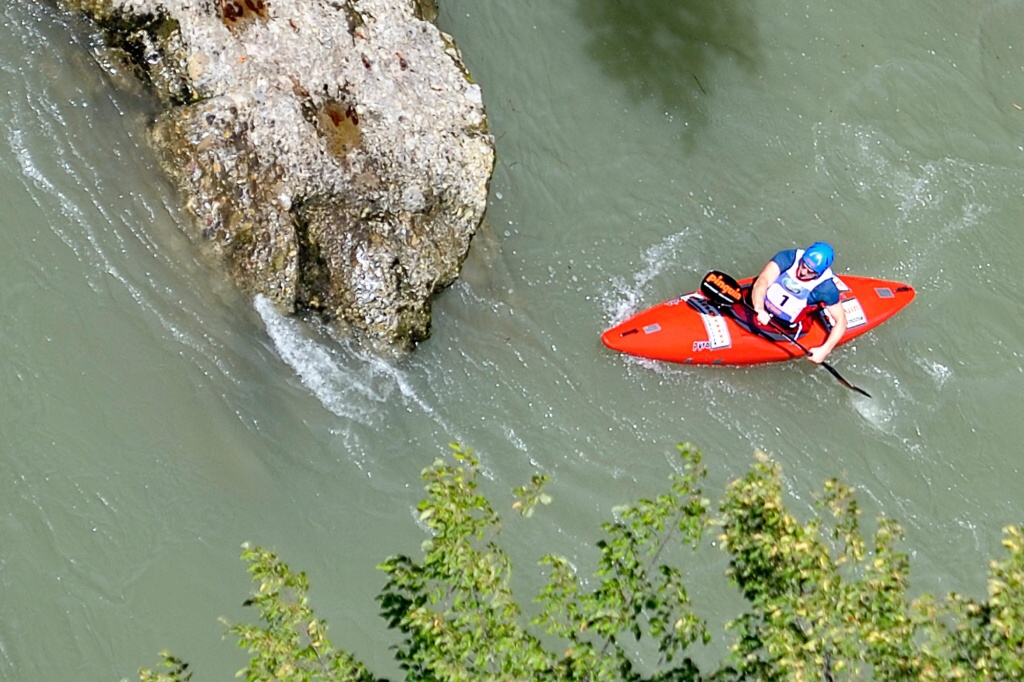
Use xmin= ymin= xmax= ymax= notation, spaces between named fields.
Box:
xmin=807 ymin=346 xmax=829 ymax=364
xmin=756 ymin=310 xmax=771 ymax=326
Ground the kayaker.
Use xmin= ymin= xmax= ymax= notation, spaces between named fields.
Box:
xmin=750 ymin=242 xmax=847 ymax=364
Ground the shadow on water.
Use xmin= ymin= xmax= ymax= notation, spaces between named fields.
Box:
xmin=575 ymin=0 xmax=760 ymax=149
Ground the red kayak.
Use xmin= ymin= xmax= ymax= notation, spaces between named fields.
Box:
xmin=601 ymin=274 xmax=915 ymax=366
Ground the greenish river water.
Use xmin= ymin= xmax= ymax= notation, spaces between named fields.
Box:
xmin=3 ymin=0 xmax=1024 ymax=678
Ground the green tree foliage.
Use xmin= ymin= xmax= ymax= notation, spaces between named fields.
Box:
xmin=133 ymin=445 xmax=1024 ymax=681
xmin=718 ymin=453 xmax=917 ymax=680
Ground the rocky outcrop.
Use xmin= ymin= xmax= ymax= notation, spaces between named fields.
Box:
xmin=66 ymin=0 xmax=493 ymax=349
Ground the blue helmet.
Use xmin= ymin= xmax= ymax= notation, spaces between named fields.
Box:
xmin=801 ymin=242 xmax=835 ymax=275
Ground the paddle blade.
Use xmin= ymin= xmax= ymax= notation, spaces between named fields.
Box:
xmin=700 ymin=270 xmax=744 ymax=307
xmin=821 ymin=363 xmax=872 ymax=398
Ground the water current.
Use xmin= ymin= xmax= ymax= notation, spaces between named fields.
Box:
xmin=3 ymin=0 xmax=1024 ymax=678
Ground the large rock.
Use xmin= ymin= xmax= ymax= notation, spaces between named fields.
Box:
xmin=66 ymin=0 xmax=493 ymax=349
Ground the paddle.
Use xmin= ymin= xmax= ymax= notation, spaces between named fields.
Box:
xmin=700 ymin=270 xmax=872 ymax=398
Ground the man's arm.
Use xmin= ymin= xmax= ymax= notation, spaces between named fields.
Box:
xmin=809 ymin=301 xmax=847 ymax=364
xmin=751 ymin=260 xmax=781 ymax=326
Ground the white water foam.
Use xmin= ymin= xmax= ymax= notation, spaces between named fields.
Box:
xmin=253 ymin=295 xmax=392 ymax=424
xmin=915 ymin=357 xmax=953 ymax=388
xmin=253 ymin=296 xmax=453 ymax=436
xmin=601 ymin=229 xmax=694 ymax=326
xmin=850 ymin=364 xmax=929 ymax=459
